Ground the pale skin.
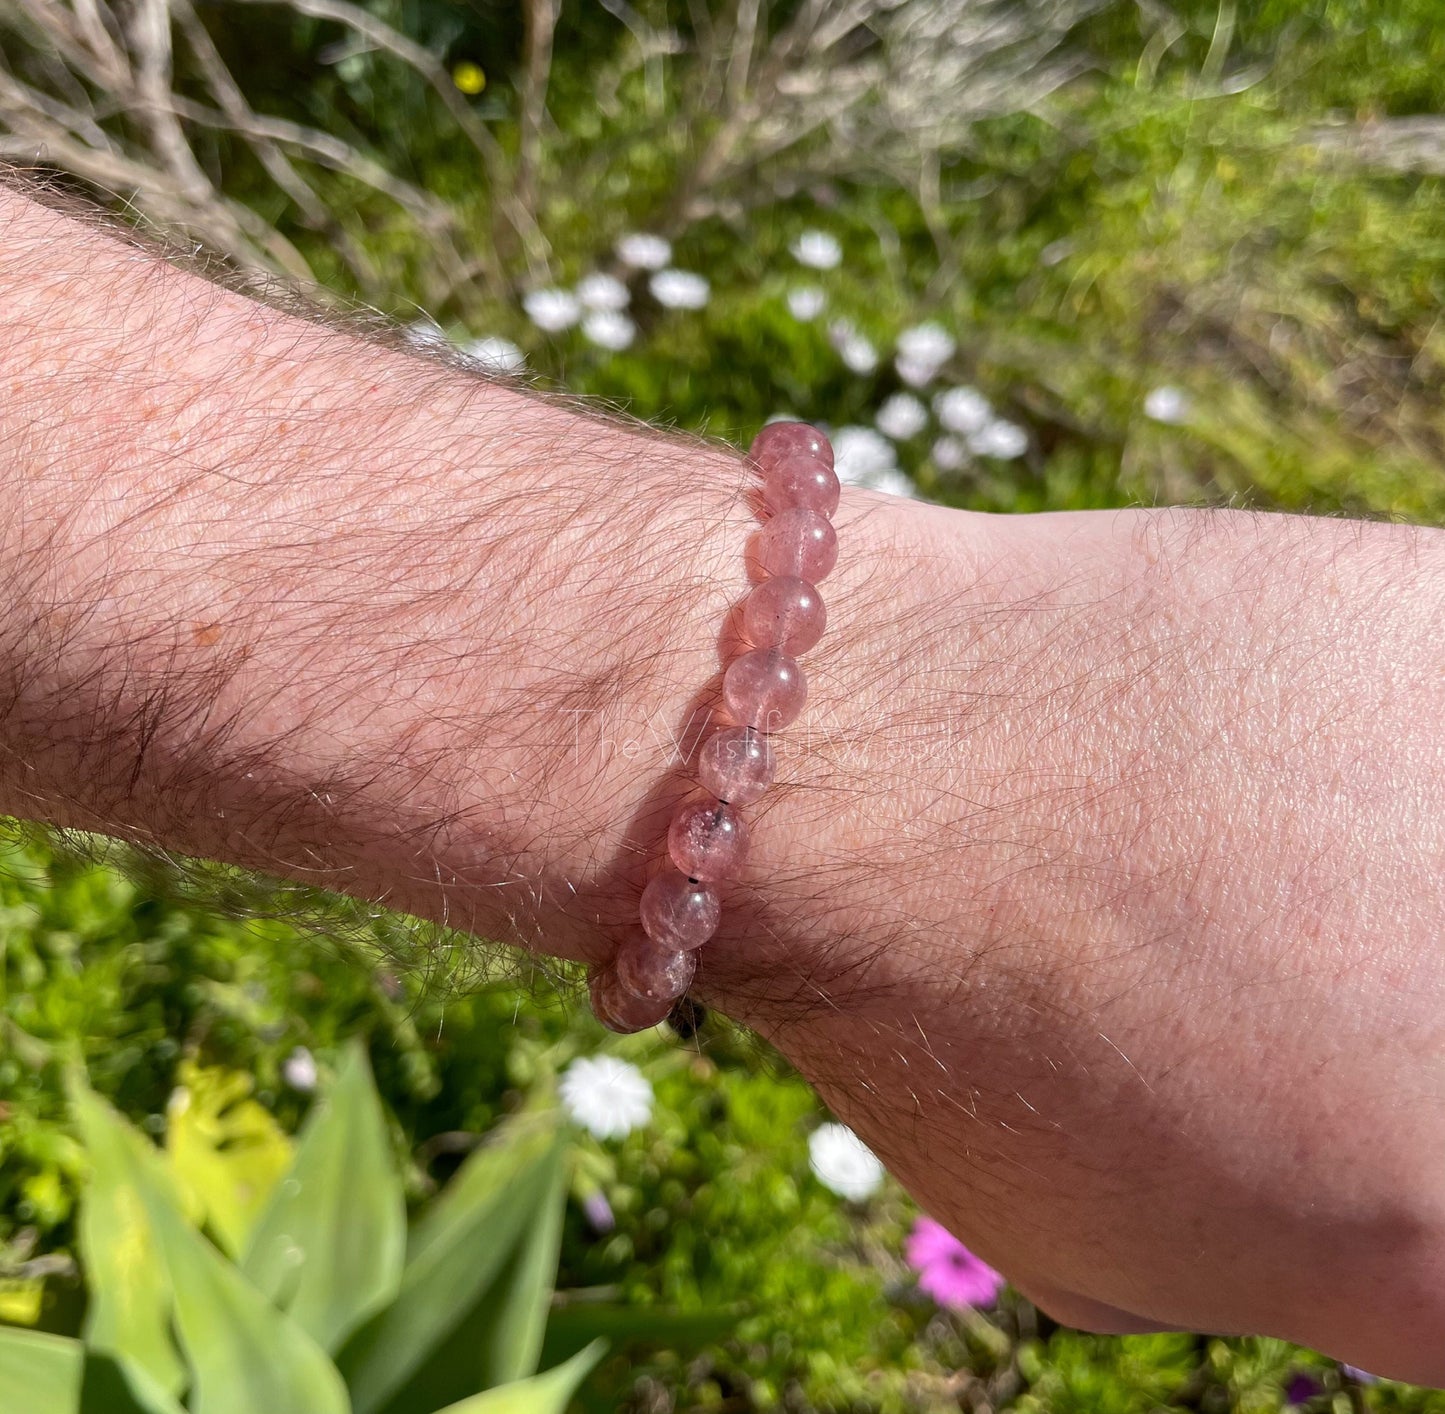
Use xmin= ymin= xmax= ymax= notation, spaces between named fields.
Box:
xmin=3 ymin=181 xmax=1444 ymax=1381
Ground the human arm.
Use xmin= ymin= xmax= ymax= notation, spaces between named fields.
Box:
xmin=3 ymin=180 xmax=1445 ymax=1380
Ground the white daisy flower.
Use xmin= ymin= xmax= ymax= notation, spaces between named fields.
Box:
xmin=833 ymin=425 xmax=898 ymax=485
xmin=808 ymin=1122 xmax=885 ymax=1201
xmin=898 ymin=322 xmax=956 ymax=364
xmin=282 ymin=1046 xmax=318 ymax=1093
xmin=460 ymin=335 xmax=525 ymax=374
xmin=559 ymin=1055 xmax=654 ymax=1140
xmin=786 ymin=286 xmax=826 ymax=321
xmin=868 ymin=467 xmax=919 ymax=499
xmin=616 ymin=232 xmax=673 ymax=270
xmin=897 ymin=353 xmax=943 ymax=388
xmin=582 ymin=309 xmax=637 ymax=351
xmin=931 ymin=436 xmax=969 ymax=472
xmin=522 ymin=287 xmax=581 ymax=332
xmin=403 ymin=317 xmax=448 ymax=350
xmin=1144 ymin=385 xmax=1190 ymax=424
xmin=576 ymin=272 xmax=631 ymax=311
xmin=829 ymin=320 xmax=879 ymax=375
xmin=934 ymin=385 xmax=993 ymax=435
xmin=650 ymin=269 xmax=710 ymax=309
xmin=791 ymin=229 xmax=843 ymax=270
xmin=875 ymin=392 xmax=929 ymax=441
xmin=969 ymin=418 xmax=1029 ymax=459
xmin=895 ymin=322 xmax=955 ymax=385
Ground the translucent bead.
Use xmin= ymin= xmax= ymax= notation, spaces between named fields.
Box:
xmin=617 ymin=936 xmax=697 ymax=1004
xmin=639 ymin=869 xmax=721 ymax=951
xmin=668 ymin=795 xmax=749 ymax=881
xmin=742 ymin=576 xmax=826 ymax=654
xmin=749 ymin=420 xmax=833 ymax=472
xmin=589 ymin=965 xmax=671 ymax=1034
xmin=762 ymin=454 xmax=840 ymax=519
xmin=698 ymin=725 xmax=775 ymax=805
xmin=723 ymin=648 xmax=807 ymax=732
xmin=757 ymin=508 xmax=838 ymax=582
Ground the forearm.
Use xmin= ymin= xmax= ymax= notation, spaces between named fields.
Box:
xmin=773 ymin=506 xmax=1445 ymax=1377
xmin=0 ymin=183 xmax=754 ymax=962
xmin=5 ymin=181 xmax=1445 ymax=1377
xmin=3 ymin=185 xmax=1443 ymax=1010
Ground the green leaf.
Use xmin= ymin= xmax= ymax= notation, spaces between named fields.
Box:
xmin=337 ymin=1118 xmax=565 ymax=1414
xmin=80 ymin=1351 xmax=189 ymax=1414
xmin=166 ymin=1062 xmax=294 ymax=1257
xmin=242 ymin=1041 xmax=405 ymax=1352
xmin=464 ymin=1125 xmax=568 ymax=1386
xmin=405 ymin=1111 xmax=556 ymax=1266
xmin=426 ymin=1342 xmax=604 ymax=1414
xmin=71 ymin=1072 xmax=188 ymax=1397
xmin=0 ymin=1325 xmax=83 ymax=1413
xmin=540 ymin=1303 xmax=737 ymax=1369
xmin=374 ymin=1137 xmax=569 ymax=1414
xmin=72 ymin=1084 xmax=351 ymax=1414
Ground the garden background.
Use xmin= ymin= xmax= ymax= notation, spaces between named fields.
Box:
xmin=2 ymin=1 xmax=1444 ymax=1409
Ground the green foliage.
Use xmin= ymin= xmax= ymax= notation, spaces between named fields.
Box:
xmin=241 ymin=1046 xmax=404 ymax=1353
xmin=0 ymin=831 xmax=427 ymax=1246
xmin=0 ymin=830 xmax=916 ymax=1407
xmin=566 ymin=1061 xmax=924 ymax=1408
xmin=5 ymin=2 xmax=1445 ymax=1410
xmin=336 ymin=1110 xmax=567 ymax=1414
xmin=0 ymin=1326 xmax=84 ymax=1408
xmin=0 ymin=1054 xmax=604 ymax=1414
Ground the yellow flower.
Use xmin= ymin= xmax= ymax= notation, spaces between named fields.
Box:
xmin=452 ymin=61 xmax=485 ymax=95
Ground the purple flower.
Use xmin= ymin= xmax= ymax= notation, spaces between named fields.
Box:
xmin=905 ymin=1217 xmax=1005 ymax=1310
xmin=1340 ymin=1364 xmax=1378 ymax=1385
xmin=581 ymin=1190 xmax=615 ymax=1234
xmin=1284 ymin=1371 xmax=1323 ymax=1405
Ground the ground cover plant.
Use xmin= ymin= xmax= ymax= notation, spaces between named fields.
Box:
xmin=3 ymin=1 xmax=1445 ymax=1408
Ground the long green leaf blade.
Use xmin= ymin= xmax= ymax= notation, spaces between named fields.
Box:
xmin=540 ymin=1303 xmax=736 ymax=1369
xmin=70 ymin=1072 xmax=187 ymax=1396
xmin=242 ymin=1040 xmax=405 ymax=1352
xmin=80 ymin=1352 xmax=189 ymax=1414
xmin=338 ymin=1119 xmax=563 ymax=1414
xmin=371 ymin=1139 xmax=568 ymax=1414
xmin=72 ymin=1084 xmax=352 ymax=1414
xmin=405 ymin=1111 xmax=556 ymax=1266
xmin=427 ymin=1342 xmax=604 ymax=1414
xmin=0 ymin=1325 xmax=83 ymax=1413
xmin=466 ymin=1136 xmax=568 ymax=1386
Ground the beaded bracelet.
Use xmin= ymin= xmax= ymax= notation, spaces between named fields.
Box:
xmin=587 ymin=421 xmax=839 ymax=1034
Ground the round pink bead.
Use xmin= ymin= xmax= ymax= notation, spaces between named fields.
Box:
xmin=749 ymin=420 xmax=833 ymax=472
xmin=668 ymin=795 xmax=749 ymax=882
xmin=757 ymin=508 xmax=838 ymax=582
xmin=639 ymin=870 xmax=721 ymax=951
xmin=589 ymin=965 xmax=671 ymax=1034
xmin=616 ymin=937 xmax=697 ymax=1005
xmin=723 ymin=648 xmax=807 ymax=732
xmin=698 ymin=725 xmax=775 ymax=805
xmin=742 ymin=576 xmax=826 ymax=654
xmin=762 ymin=453 xmax=840 ymax=519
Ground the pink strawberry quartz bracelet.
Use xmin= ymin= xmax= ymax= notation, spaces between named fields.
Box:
xmin=587 ymin=421 xmax=839 ymax=1034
